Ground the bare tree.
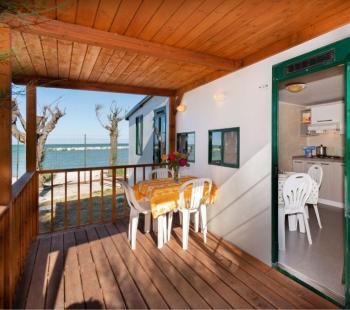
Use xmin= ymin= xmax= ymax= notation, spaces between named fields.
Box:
xmin=95 ymin=102 xmax=124 ymax=167
xmin=12 ymin=97 xmax=65 ymax=170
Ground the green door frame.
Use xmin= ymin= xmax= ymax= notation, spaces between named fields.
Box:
xmin=271 ymin=37 xmax=350 ymax=308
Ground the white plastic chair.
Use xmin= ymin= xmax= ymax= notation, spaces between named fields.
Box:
xmin=282 ymin=173 xmax=313 ymax=244
xmin=118 ymin=180 xmax=152 ymax=250
xmin=307 ymin=164 xmax=323 ymax=228
xmin=149 ymin=168 xmax=174 ymax=179
xmin=168 ymin=178 xmax=212 ymax=250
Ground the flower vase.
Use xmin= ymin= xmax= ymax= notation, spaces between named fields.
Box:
xmin=173 ymin=167 xmax=179 ymax=183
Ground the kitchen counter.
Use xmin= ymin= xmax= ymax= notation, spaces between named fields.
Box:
xmin=292 ymin=155 xmax=343 ymax=163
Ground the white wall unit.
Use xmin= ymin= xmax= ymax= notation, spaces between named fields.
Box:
xmin=309 ymin=101 xmax=344 ymax=133
xmin=176 ymin=24 xmax=350 ymax=265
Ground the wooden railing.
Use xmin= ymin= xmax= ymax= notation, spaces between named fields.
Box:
xmin=37 ymin=163 xmax=163 ymax=234
xmin=0 ymin=172 xmax=38 ymax=308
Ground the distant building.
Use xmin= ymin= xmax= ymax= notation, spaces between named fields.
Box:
xmin=126 ymin=96 xmax=170 ymax=165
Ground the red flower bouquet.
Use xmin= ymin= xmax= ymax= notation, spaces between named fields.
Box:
xmin=161 ymin=152 xmax=190 ymax=182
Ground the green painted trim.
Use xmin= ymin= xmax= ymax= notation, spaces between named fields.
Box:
xmin=273 ymin=37 xmax=350 ymax=81
xmin=208 ymin=127 xmax=240 ymax=168
xmin=136 ymin=115 xmax=143 ymax=155
xmin=273 ymin=264 xmax=343 ymax=308
xmin=272 ymin=36 xmax=350 ymax=306
xmin=176 ymin=131 xmax=195 ymax=163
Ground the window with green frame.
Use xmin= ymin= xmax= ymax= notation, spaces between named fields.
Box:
xmin=177 ymin=132 xmax=195 ymax=162
xmin=136 ymin=115 xmax=143 ymax=155
xmin=208 ymin=127 xmax=240 ymax=168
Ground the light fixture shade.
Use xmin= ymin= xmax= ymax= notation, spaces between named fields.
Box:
xmin=213 ymin=91 xmax=227 ymax=102
xmin=176 ymin=103 xmax=187 ymax=112
xmin=286 ymin=83 xmax=306 ymax=93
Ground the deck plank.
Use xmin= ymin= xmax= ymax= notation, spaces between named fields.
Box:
xmin=114 ymin=221 xmax=190 ymax=309
xmin=63 ymin=231 xmax=85 ymax=309
xmin=75 ymin=229 xmax=105 ymax=309
xmin=85 ymin=226 xmax=126 ymax=309
xmin=105 ymin=223 xmax=169 ymax=309
xmin=15 ymin=223 xmax=338 ymax=309
xmin=25 ymin=237 xmax=51 ymax=309
xmin=94 ymin=225 xmax=148 ymax=309
xmin=46 ymin=233 xmax=65 ymax=309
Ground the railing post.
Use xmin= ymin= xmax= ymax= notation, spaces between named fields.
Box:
xmin=0 ymin=24 xmax=13 ymax=308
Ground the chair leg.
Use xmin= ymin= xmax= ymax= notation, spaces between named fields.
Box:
xmin=278 ymin=206 xmax=286 ymax=251
xmin=167 ymin=211 xmax=173 ymax=241
xmin=297 ymin=213 xmax=305 ymax=233
xmin=152 ymin=218 xmax=158 ymax=233
xmin=303 ymin=213 xmax=312 ymax=245
xmin=130 ymin=209 xmax=139 ymax=250
xmin=313 ymin=204 xmax=322 ymax=228
xmin=304 ymin=205 xmax=309 ymax=219
xmin=182 ymin=210 xmax=190 ymax=250
xmin=199 ymin=205 xmax=207 ymax=243
xmin=157 ymin=215 xmax=164 ymax=249
xmin=144 ymin=213 xmax=151 ymax=233
xmin=179 ymin=212 xmax=182 ymax=225
xmin=194 ymin=211 xmax=199 ymax=233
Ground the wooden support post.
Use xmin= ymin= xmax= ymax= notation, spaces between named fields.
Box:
xmin=26 ymin=83 xmax=36 ymax=172
xmin=0 ymin=24 xmax=12 ymax=308
xmin=169 ymin=96 xmax=176 ymax=153
xmin=0 ymin=24 xmax=12 ymax=205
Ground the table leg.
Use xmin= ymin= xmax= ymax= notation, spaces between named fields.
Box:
xmin=278 ymin=205 xmax=286 ymax=251
xmin=157 ymin=215 xmax=164 ymax=248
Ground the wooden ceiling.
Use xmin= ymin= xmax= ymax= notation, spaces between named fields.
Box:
xmin=3 ymin=0 xmax=350 ymax=96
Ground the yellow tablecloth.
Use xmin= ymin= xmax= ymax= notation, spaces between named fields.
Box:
xmin=134 ymin=176 xmax=217 ymax=218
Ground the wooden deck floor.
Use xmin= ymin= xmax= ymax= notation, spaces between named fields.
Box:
xmin=14 ymin=220 xmax=337 ymax=309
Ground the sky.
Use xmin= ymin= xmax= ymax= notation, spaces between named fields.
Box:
xmin=12 ymin=84 xmax=145 ymax=144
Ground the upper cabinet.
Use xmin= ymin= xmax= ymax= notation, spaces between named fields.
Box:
xmin=307 ymin=101 xmax=344 ymax=134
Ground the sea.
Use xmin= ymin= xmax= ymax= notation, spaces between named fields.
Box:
xmin=12 ymin=143 xmax=129 ymax=178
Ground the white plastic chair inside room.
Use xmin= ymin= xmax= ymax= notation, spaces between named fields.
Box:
xmin=307 ymin=164 xmax=323 ymax=228
xmin=168 ymin=178 xmax=212 ymax=250
xmin=282 ymin=173 xmax=313 ymax=244
xmin=117 ymin=180 xmax=152 ymax=250
xmin=149 ymin=168 xmax=174 ymax=179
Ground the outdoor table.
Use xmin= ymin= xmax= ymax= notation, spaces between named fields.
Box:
xmin=134 ymin=176 xmax=217 ymax=247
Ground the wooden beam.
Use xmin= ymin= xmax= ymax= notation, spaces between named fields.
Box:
xmin=4 ymin=14 xmax=237 ymax=71
xmin=0 ymin=24 xmax=12 ymax=206
xmin=26 ymin=83 xmax=36 ymax=172
xmin=169 ymin=96 xmax=176 ymax=153
xmin=13 ymin=76 xmax=176 ymax=97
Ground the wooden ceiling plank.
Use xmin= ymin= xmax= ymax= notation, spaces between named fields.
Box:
xmin=110 ymin=51 xmax=138 ymax=83
xmin=97 ymin=49 xmax=126 ymax=82
xmin=6 ymin=14 xmax=237 ymax=70
xmin=75 ymin=0 xmax=100 ymax=27
xmin=88 ymin=47 xmax=114 ymax=81
xmin=123 ymin=55 xmax=158 ymax=85
xmin=79 ymin=45 xmax=101 ymax=80
xmin=57 ymin=39 xmax=73 ymax=79
xmin=41 ymin=36 xmax=58 ymax=77
xmin=162 ymin=0 xmax=225 ymax=46
xmin=116 ymin=54 xmax=148 ymax=84
xmin=109 ymin=0 xmax=143 ymax=34
xmin=151 ymin=0 xmax=204 ymax=43
xmin=173 ymin=0 xmax=242 ymax=49
xmin=13 ymin=76 xmax=176 ymax=96
xmin=132 ymin=58 xmax=166 ymax=85
xmin=93 ymin=0 xmax=122 ymax=31
xmin=11 ymin=54 xmax=24 ymax=76
xmin=124 ymin=0 xmax=164 ymax=38
xmin=56 ymin=0 xmax=77 ymax=23
xmin=10 ymin=30 xmax=35 ymax=75
xmin=70 ymin=42 xmax=87 ymax=80
xmin=22 ymin=32 xmax=47 ymax=76
xmin=34 ymin=0 xmax=57 ymax=19
xmin=137 ymin=0 xmax=185 ymax=41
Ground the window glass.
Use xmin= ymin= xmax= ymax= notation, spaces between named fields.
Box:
xmin=211 ymin=131 xmax=222 ymax=164
xmin=177 ymin=132 xmax=195 ymax=162
xmin=136 ymin=115 xmax=143 ymax=155
xmin=223 ymin=131 xmax=238 ymax=165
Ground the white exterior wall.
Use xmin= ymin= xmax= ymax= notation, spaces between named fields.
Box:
xmin=128 ymin=96 xmax=169 ymax=165
xmin=177 ymin=24 xmax=350 ymax=265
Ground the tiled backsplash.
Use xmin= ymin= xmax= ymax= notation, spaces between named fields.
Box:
xmin=306 ymin=132 xmax=344 ymax=156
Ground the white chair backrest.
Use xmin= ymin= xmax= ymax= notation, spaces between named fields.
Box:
xmin=117 ymin=180 xmax=144 ymax=213
xmin=179 ymin=178 xmax=212 ymax=211
xmin=150 ymin=168 xmax=174 ymax=179
xmin=307 ymin=164 xmax=323 ymax=188
xmin=282 ymin=173 xmax=312 ymax=215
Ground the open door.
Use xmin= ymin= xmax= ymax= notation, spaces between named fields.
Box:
xmin=272 ymin=38 xmax=350 ymax=307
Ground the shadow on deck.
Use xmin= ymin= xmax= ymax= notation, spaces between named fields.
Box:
xmin=14 ymin=220 xmax=337 ymax=309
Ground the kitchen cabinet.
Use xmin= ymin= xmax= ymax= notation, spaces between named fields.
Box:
xmin=311 ymin=102 xmax=343 ymax=125
xmin=291 ymin=158 xmax=344 ymax=207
